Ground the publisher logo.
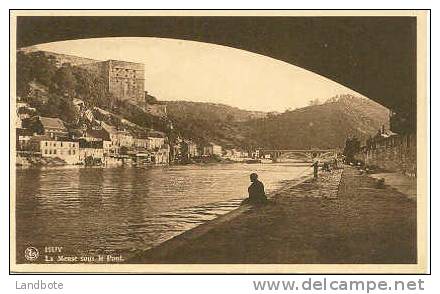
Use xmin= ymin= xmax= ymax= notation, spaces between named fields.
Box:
xmin=24 ymin=247 xmax=39 ymax=261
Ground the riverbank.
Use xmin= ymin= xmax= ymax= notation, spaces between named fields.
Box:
xmin=130 ymin=166 xmax=416 ymax=264
xmin=16 ymin=152 xmax=247 ymax=167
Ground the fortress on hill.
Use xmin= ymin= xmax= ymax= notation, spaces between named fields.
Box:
xmin=21 ymin=49 xmax=146 ymax=104
xmin=79 ymin=60 xmax=145 ymax=104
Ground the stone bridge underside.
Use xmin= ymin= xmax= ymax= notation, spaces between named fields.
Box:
xmin=16 ymin=15 xmax=417 ymax=123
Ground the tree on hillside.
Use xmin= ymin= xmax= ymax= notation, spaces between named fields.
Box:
xmin=52 ymin=64 xmax=77 ymax=97
xmin=308 ymin=98 xmax=321 ymax=106
xmin=37 ymin=93 xmax=79 ymax=124
xmin=16 ymin=52 xmax=32 ymax=98
xmin=16 ymin=51 xmax=57 ymax=99
xmin=29 ymin=51 xmax=57 ymax=87
xmin=73 ymin=67 xmax=111 ymax=107
xmin=325 ymin=96 xmax=340 ymax=104
xmin=145 ymin=93 xmax=159 ymax=104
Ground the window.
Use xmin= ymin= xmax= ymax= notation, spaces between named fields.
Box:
xmin=61 ymin=142 xmax=63 ymax=147
xmin=49 ymin=150 xmax=52 ymax=154
xmin=54 ymin=150 xmax=57 ymax=155
xmin=45 ymin=142 xmax=48 ymax=146
xmin=72 ymin=150 xmax=75 ymax=155
xmin=44 ymin=149 xmax=48 ymax=154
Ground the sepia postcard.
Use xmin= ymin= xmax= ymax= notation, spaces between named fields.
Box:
xmin=10 ymin=10 xmax=429 ymax=274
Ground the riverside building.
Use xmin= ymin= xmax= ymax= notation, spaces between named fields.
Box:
xmin=29 ymin=135 xmax=80 ymax=164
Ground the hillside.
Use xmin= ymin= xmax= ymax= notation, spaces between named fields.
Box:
xmin=166 ymin=101 xmax=267 ymax=122
xmin=16 ymin=49 xmax=389 ymax=151
xmin=240 ymin=94 xmax=389 ymax=149
xmin=163 ymin=95 xmax=389 ymax=150
xmin=18 ymin=47 xmax=101 ymax=67
xmin=165 ymin=101 xmax=266 ymax=148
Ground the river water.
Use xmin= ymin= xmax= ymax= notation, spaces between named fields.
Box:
xmin=16 ymin=163 xmax=311 ymax=262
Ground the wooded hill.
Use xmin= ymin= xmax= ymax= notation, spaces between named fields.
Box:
xmin=16 ymin=49 xmax=389 ymax=150
xmin=165 ymin=95 xmax=389 ymax=149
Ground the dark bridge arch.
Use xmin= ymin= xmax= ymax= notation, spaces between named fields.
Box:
xmin=15 ymin=15 xmax=417 ymax=126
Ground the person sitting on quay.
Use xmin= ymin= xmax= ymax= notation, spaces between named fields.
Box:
xmin=246 ymin=173 xmax=268 ymax=205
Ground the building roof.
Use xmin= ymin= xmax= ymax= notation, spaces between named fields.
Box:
xmin=69 ymin=129 xmax=84 ymax=137
xmin=17 ymin=106 xmax=35 ymax=114
xmin=39 ymin=116 xmax=66 ymax=131
xmin=133 ymin=132 xmax=150 ymax=139
xmin=85 ymin=129 xmax=111 ymax=141
xmin=72 ymin=98 xmax=85 ymax=105
xmin=373 ymin=129 xmax=398 ymax=140
xmin=101 ymin=122 xmax=130 ymax=135
xmin=101 ymin=122 xmax=117 ymax=134
xmin=183 ymin=139 xmax=196 ymax=144
xmin=16 ymin=128 xmax=33 ymax=137
xmin=380 ymin=130 xmax=397 ymax=138
xmin=30 ymin=135 xmax=79 ymax=143
xmin=79 ymin=138 xmax=103 ymax=149
xmin=208 ymin=142 xmax=221 ymax=147
xmin=29 ymin=135 xmax=52 ymax=142
xmin=147 ymin=130 xmax=165 ymax=138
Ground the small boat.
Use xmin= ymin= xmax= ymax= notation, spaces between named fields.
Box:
xmin=245 ymin=159 xmax=261 ymax=164
xmin=260 ymin=158 xmax=273 ymax=164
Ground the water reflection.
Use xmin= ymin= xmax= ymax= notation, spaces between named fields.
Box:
xmin=16 ymin=163 xmax=311 ymax=262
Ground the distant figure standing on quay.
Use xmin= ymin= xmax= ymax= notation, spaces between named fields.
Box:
xmin=247 ymin=173 xmax=267 ymax=204
xmin=311 ymin=159 xmax=319 ymax=179
xmin=333 ymin=158 xmax=338 ymax=169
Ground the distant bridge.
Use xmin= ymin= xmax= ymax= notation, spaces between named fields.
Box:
xmin=259 ymin=149 xmax=341 ymax=162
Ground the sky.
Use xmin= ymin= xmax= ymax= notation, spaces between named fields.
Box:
xmin=32 ymin=37 xmax=362 ymax=112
